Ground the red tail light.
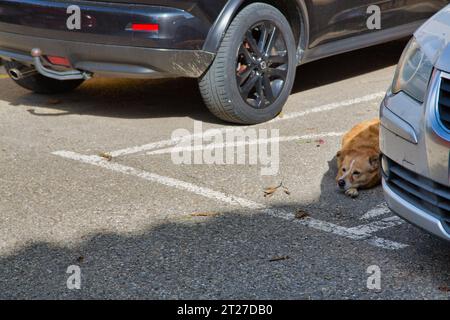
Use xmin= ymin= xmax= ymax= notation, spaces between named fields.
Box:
xmin=46 ymin=56 xmax=71 ymax=68
xmin=131 ymin=23 xmax=159 ymax=32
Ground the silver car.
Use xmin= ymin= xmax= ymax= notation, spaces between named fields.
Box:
xmin=381 ymin=5 xmax=450 ymax=241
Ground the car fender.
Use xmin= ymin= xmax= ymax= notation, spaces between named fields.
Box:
xmin=202 ymin=0 xmax=309 ymax=60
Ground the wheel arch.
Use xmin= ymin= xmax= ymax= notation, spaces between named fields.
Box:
xmin=202 ymin=0 xmax=310 ymax=63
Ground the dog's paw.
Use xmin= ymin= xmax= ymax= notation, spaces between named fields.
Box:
xmin=345 ymin=188 xmax=359 ymax=198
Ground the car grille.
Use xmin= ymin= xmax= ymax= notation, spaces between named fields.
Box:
xmin=384 ymin=157 xmax=450 ymax=231
xmin=438 ymin=76 xmax=450 ymax=130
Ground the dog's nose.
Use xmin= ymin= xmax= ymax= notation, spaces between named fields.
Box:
xmin=338 ymin=179 xmax=346 ymax=188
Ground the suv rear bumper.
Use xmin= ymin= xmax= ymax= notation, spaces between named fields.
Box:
xmin=0 ymin=0 xmax=219 ymax=78
xmin=0 ymin=0 xmax=216 ymax=50
xmin=0 ymin=31 xmax=214 ymax=78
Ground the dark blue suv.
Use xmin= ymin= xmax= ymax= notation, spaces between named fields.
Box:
xmin=0 ymin=0 xmax=447 ymax=124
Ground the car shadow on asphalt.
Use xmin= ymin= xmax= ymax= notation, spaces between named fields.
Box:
xmin=312 ymin=156 xmax=387 ymax=221
xmin=1 ymin=155 xmax=449 ymax=299
xmin=0 ymin=201 xmax=449 ymax=300
xmin=291 ymin=39 xmax=408 ymax=93
xmin=1 ymin=39 xmax=408 ymax=125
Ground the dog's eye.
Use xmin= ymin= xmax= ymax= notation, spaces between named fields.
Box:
xmin=342 ymin=168 xmax=346 ymax=172
xmin=353 ymin=171 xmax=361 ymax=176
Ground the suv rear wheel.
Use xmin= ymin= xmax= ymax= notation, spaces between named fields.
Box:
xmin=199 ymin=2 xmax=297 ymax=124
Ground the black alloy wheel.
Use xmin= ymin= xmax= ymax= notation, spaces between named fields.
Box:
xmin=199 ymin=3 xmax=297 ymax=124
xmin=236 ymin=22 xmax=289 ymax=109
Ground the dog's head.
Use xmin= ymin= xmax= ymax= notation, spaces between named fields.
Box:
xmin=336 ymin=150 xmax=380 ymax=191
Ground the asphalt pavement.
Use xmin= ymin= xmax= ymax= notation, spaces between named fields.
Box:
xmin=0 ymin=40 xmax=449 ymax=299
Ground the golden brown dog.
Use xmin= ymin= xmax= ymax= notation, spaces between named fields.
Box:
xmin=336 ymin=119 xmax=381 ymax=198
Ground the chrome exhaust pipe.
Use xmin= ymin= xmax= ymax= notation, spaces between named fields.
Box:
xmin=8 ymin=67 xmax=37 ymax=80
xmin=8 ymin=68 xmax=21 ymax=80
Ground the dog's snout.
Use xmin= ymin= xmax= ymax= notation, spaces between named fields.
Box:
xmin=338 ymin=179 xmax=346 ymax=188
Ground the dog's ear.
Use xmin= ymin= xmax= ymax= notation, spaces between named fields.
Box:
xmin=369 ymin=154 xmax=380 ymax=171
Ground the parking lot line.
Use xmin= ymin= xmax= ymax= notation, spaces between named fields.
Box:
xmin=108 ymin=92 xmax=385 ymax=158
xmin=53 ymin=151 xmax=262 ymax=208
xmin=270 ymin=92 xmax=385 ymax=122
xmin=365 ymin=237 xmax=407 ymax=250
xmin=348 ymin=216 xmax=404 ymax=235
xmin=360 ymin=202 xmax=390 ymax=220
xmin=52 ymin=150 xmax=408 ymax=250
xmin=146 ymin=132 xmax=345 ymax=156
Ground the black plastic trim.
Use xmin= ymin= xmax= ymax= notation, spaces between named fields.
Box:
xmin=203 ymin=0 xmax=309 ymax=63
xmin=0 ymin=32 xmax=215 ymax=78
xmin=302 ymin=20 xmax=423 ymax=64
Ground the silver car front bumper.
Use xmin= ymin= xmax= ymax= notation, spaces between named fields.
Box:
xmin=383 ymin=179 xmax=450 ymax=241
xmin=380 ymin=70 xmax=450 ymax=241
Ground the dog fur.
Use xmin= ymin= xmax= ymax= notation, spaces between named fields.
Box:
xmin=336 ymin=119 xmax=381 ymax=198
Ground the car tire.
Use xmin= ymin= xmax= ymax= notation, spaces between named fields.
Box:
xmin=4 ymin=61 xmax=84 ymax=94
xmin=199 ymin=2 xmax=297 ymax=124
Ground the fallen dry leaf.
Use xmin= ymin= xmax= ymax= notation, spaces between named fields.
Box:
xmin=316 ymin=138 xmax=325 ymax=145
xmin=263 ymin=182 xmax=291 ymax=198
xmin=282 ymin=186 xmax=291 ymax=195
xmin=315 ymin=138 xmax=325 ymax=147
xmin=264 ymin=187 xmax=279 ymax=198
xmin=98 ymin=152 xmax=113 ymax=161
xmin=438 ymin=286 xmax=450 ymax=292
xmin=269 ymin=255 xmax=290 ymax=262
xmin=295 ymin=209 xmax=310 ymax=219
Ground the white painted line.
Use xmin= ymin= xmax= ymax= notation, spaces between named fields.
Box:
xmin=361 ymin=202 xmax=391 ymax=220
xmin=270 ymin=92 xmax=385 ymax=122
xmin=108 ymin=92 xmax=385 ymax=158
xmin=110 ymin=139 xmax=186 ymax=158
xmin=146 ymin=132 xmax=344 ymax=156
xmin=53 ymin=151 xmax=260 ymax=209
xmin=348 ymin=215 xmax=404 ymax=235
xmin=52 ymin=150 xmax=407 ymax=250
xmin=366 ymin=237 xmax=407 ymax=251
xmin=267 ymin=209 xmax=407 ymax=250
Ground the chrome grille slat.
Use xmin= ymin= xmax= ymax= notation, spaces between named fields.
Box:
xmin=390 ymin=178 xmax=438 ymax=206
xmin=438 ymin=77 xmax=450 ymax=130
xmin=440 ymin=108 xmax=450 ymax=123
xmin=385 ymin=158 xmax=450 ymax=224
xmin=441 ymin=79 xmax=450 ymax=93
xmin=438 ymin=201 xmax=450 ymax=212
xmin=389 ymin=165 xmax=450 ymax=200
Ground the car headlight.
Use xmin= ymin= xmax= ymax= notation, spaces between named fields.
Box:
xmin=392 ymin=37 xmax=434 ymax=103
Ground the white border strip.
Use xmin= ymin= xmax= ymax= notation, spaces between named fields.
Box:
xmin=361 ymin=202 xmax=390 ymax=220
xmin=108 ymin=92 xmax=385 ymax=158
xmin=52 ymin=150 xmax=407 ymax=250
xmin=270 ymin=92 xmax=385 ymax=122
xmin=147 ymin=132 xmax=344 ymax=156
